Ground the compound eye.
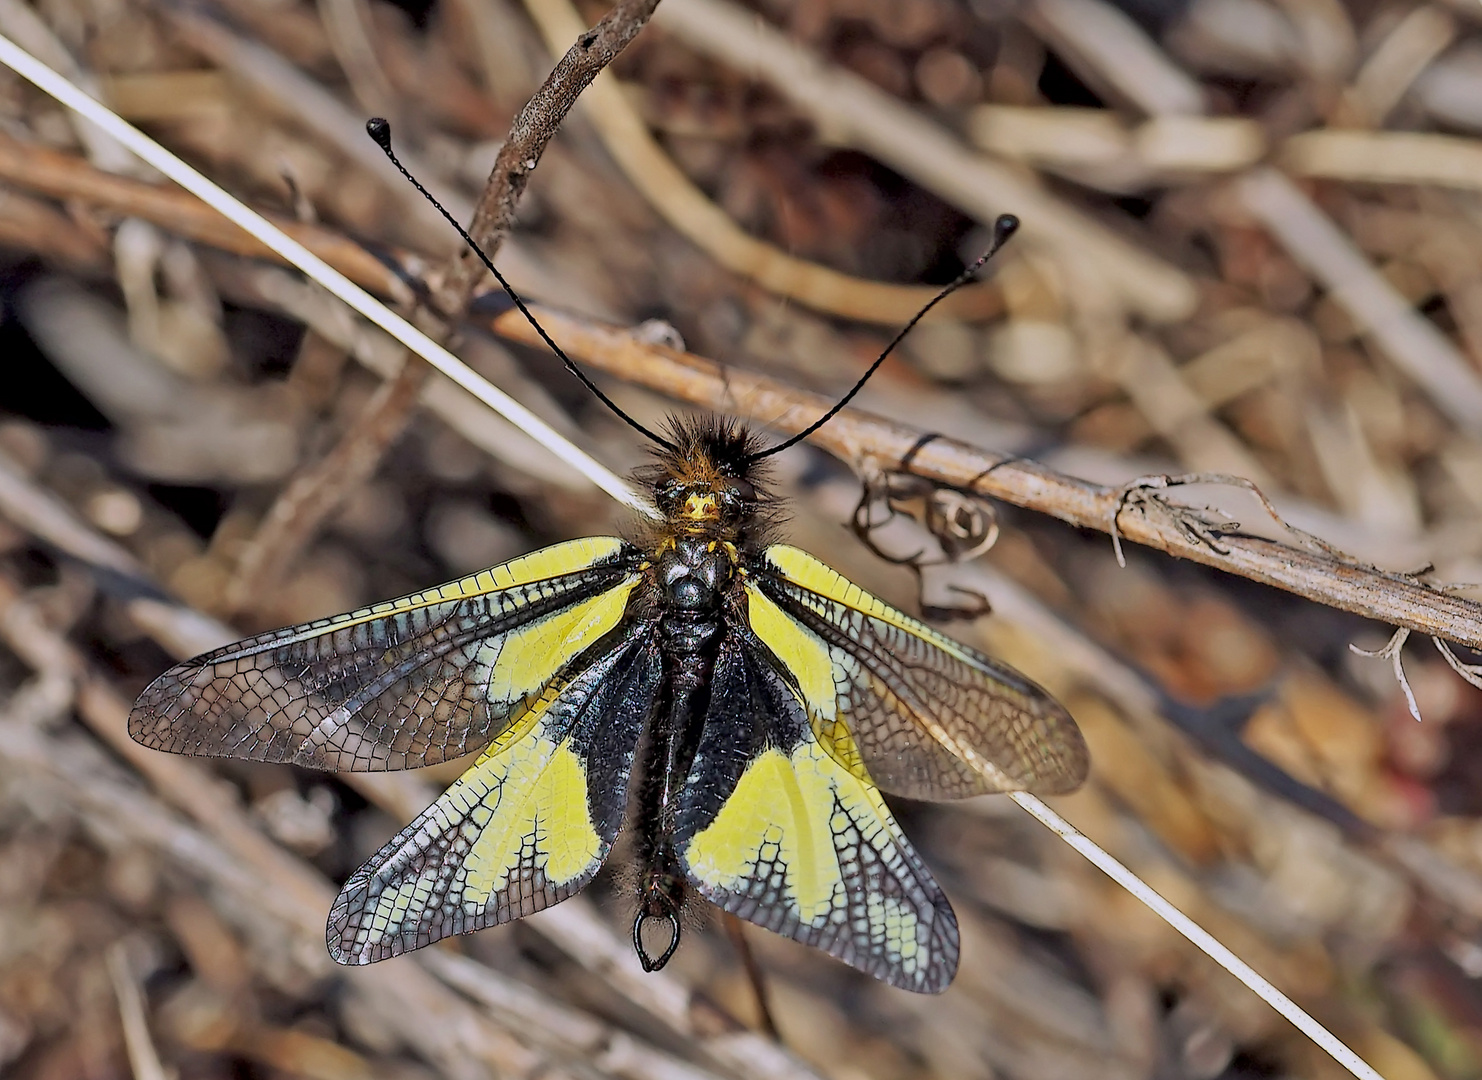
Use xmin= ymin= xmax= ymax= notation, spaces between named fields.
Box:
xmin=730 ymin=478 xmax=757 ymax=503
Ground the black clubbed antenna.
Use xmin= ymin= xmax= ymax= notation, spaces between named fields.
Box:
xmin=366 ymin=118 xmax=676 ymax=451
xmin=747 ymin=214 xmax=1021 ymax=463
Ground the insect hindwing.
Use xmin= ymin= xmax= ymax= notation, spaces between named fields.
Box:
xmin=672 ymin=543 xmax=1088 ymax=991
xmin=675 ymin=630 xmax=959 ymax=993
xmin=130 ymin=537 xmax=643 ymax=771
xmin=330 ymin=632 xmax=663 ymax=963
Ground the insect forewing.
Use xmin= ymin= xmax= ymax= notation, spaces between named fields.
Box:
xmin=129 ymin=537 xmax=643 ymax=771
xmin=748 ymin=545 xmax=1089 ymax=800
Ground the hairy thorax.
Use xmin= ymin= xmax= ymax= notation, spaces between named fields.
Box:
xmin=635 ymin=418 xmax=775 ymax=660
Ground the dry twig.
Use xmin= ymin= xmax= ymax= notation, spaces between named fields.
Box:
xmin=0 ymin=130 xmax=411 ymax=300
xmin=438 ymin=0 xmax=665 ymax=310
xmin=208 ymin=0 xmax=669 ymax=598
xmin=6 ymin=132 xmax=1471 ymax=647
xmin=491 ymin=305 xmax=1482 ymax=651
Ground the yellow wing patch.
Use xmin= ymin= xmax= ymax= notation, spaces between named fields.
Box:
xmin=484 ymin=577 xmax=639 ymax=704
xmin=342 ymin=682 xmax=604 ymax=960
xmin=745 ymin=584 xmax=868 ymax=779
xmin=761 ymin=544 xmax=976 ymax=664
xmin=459 ymin=684 xmax=603 ymax=898
xmin=744 ymin=587 xmax=836 ymax=719
xmin=682 ymin=733 xmax=935 ymax=987
xmin=431 ymin=694 xmax=601 ymax=902
xmin=686 ymin=746 xmax=840 ymax=922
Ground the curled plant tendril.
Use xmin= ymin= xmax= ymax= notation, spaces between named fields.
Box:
xmin=851 ymin=467 xmax=999 ymax=621
xmin=1436 ymin=638 xmax=1482 ymax=695
xmin=920 ymin=584 xmax=992 ymax=623
xmin=926 ymin=488 xmax=1001 ymax=562
xmin=852 ymin=468 xmax=1001 ymax=566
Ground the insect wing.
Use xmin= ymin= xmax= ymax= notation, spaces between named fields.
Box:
xmin=330 ymin=631 xmax=663 ymax=963
xmin=747 ymin=545 xmax=1088 ymax=799
xmin=130 ymin=537 xmax=643 ymax=771
xmin=675 ymin=630 xmax=959 ymax=992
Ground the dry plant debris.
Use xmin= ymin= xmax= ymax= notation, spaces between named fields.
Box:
xmin=5 ymin=0 xmax=1482 ymax=1077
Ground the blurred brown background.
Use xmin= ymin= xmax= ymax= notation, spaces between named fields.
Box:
xmin=3 ymin=0 xmax=1482 ymax=1076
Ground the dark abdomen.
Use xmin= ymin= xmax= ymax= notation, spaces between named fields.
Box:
xmin=629 ymin=538 xmax=730 ymax=969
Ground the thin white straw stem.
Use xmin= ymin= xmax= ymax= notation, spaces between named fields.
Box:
xmin=1010 ymin=793 xmax=1384 ymax=1080
xmin=0 ymin=33 xmax=653 ymax=518
xmin=0 ymin=32 xmax=1386 ymax=1080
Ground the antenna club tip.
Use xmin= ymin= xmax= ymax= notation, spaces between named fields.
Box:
xmin=366 ymin=117 xmax=392 ymax=150
xmin=992 ymin=214 xmax=1020 ymax=245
